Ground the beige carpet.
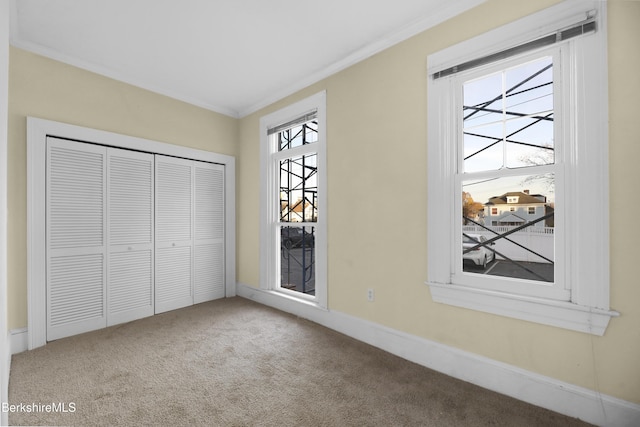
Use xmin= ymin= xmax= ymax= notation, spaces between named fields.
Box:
xmin=9 ymin=297 xmax=590 ymax=426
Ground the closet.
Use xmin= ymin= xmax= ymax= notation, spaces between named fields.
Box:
xmin=46 ymin=137 xmax=225 ymax=341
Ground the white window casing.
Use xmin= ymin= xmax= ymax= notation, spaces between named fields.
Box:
xmin=425 ymin=0 xmax=618 ymax=335
xmin=259 ymin=91 xmax=327 ymax=309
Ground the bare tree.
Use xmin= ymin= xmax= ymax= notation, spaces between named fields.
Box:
xmin=519 ymin=143 xmax=555 ymax=193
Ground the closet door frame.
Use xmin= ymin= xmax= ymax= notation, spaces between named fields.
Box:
xmin=27 ymin=117 xmax=236 ymax=350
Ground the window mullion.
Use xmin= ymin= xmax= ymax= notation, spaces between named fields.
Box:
xmin=501 ymin=69 xmax=507 ymax=170
xmin=272 ymin=143 xmax=316 ymax=162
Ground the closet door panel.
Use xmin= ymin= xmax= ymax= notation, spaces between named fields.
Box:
xmin=156 ymin=160 xmax=192 ymax=242
xmin=194 ymin=242 xmax=224 ymax=303
xmin=193 ymin=163 xmax=225 ymax=303
xmin=155 ymin=246 xmax=193 ymax=312
xmin=48 ymin=253 xmax=105 ymax=339
xmin=108 ymin=250 xmax=153 ymax=321
xmin=155 ymin=156 xmax=193 ymax=313
xmin=46 ymin=137 xmax=107 ymax=341
xmin=107 ymin=149 xmax=155 ymax=325
xmin=194 ymin=165 xmax=224 ymax=241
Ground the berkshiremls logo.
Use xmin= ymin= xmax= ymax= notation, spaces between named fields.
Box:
xmin=2 ymin=402 xmax=76 ymax=413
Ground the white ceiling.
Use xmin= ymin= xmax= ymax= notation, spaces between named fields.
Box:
xmin=10 ymin=0 xmax=484 ymax=118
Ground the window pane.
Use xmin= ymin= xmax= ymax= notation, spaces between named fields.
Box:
xmin=463 ymin=123 xmax=504 ymax=172
xmin=278 ymin=121 xmax=318 ymax=151
xmin=505 ymin=57 xmax=553 ymax=116
xmin=463 ymin=73 xmax=503 ymax=128
xmin=461 ymin=174 xmax=554 ymax=282
xmin=504 ymin=117 xmax=554 ymax=168
xmin=280 ymin=225 xmax=315 ymax=295
xmin=463 ymin=56 xmax=554 ymax=173
xmin=279 ymin=153 xmax=318 ymax=222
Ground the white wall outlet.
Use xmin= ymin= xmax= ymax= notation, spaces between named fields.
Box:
xmin=367 ymin=288 xmax=374 ymax=302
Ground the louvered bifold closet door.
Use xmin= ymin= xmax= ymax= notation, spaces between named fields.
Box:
xmin=46 ymin=137 xmax=107 ymax=341
xmin=107 ymin=148 xmax=155 ymax=325
xmin=155 ymin=155 xmax=194 ymax=313
xmin=193 ymin=162 xmax=225 ymax=303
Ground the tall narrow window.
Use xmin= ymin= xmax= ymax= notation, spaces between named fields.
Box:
xmin=278 ymin=123 xmax=318 ymax=295
xmin=260 ymin=92 xmax=327 ymax=308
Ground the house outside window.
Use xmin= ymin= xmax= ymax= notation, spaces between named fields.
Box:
xmin=426 ymin=0 xmax=616 ymax=335
xmin=484 ymin=192 xmax=549 ymax=228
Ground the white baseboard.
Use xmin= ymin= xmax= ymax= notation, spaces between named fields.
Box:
xmin=236 ymin=283 xmax=640 ymax=427
xmin=10 ymin=328 xmax=28 ymax=355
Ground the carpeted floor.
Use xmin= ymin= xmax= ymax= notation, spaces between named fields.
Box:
xmin=9 ymin=297 xmax=591 ymax=426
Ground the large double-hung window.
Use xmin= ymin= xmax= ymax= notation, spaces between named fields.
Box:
xmin=260 ymin=92 xmax=327 ymax=308
xmin=455 ymin=51 xmax=562 ymax=296
xmin=426 ymin=0 xmax=617 ymax=335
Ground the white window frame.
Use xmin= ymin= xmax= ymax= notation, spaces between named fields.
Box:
xmin=452 ymin=48 xmax=567 ymax=300
xmin=426 ymin=0 xmax=618 ymax=335
xmin=259 ymin=91 xmax=327 ymax=309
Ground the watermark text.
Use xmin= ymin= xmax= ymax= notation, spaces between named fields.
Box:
xmin=2 ymin=402 xmax=76 ymax=413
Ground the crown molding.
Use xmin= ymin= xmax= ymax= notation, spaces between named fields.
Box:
xmin=8 ymin=38 xmax=242 ymax=118
xmin=238 ymin=0 xmax=486 ymax=118
xmin=8 ymin=0 xmax=486 ymax=120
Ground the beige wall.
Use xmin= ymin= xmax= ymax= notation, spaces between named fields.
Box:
xmin=7 ymin=47 xmax=238 ymax=329
xmin=7 ymin=0 xmax=639 ymax=406
xmin=237 ymin=0 xmax=640 ymax=404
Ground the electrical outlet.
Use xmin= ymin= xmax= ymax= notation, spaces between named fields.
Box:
xmin=367 ymin=288 xmax=374 ymax=302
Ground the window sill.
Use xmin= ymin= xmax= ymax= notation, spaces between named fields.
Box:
xmin=239 ymin=283 xmax=329 ymax=315
xmin=426 ymin=281 xmax=619 ymax=336
xmin=274 ymin=288 xmax=323 ymax=306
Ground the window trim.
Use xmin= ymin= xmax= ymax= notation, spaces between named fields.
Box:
xmin=425 ymin=0 xmax=618 ymax=335
xmin=259 ymin=91 xmax=327 ymax=309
